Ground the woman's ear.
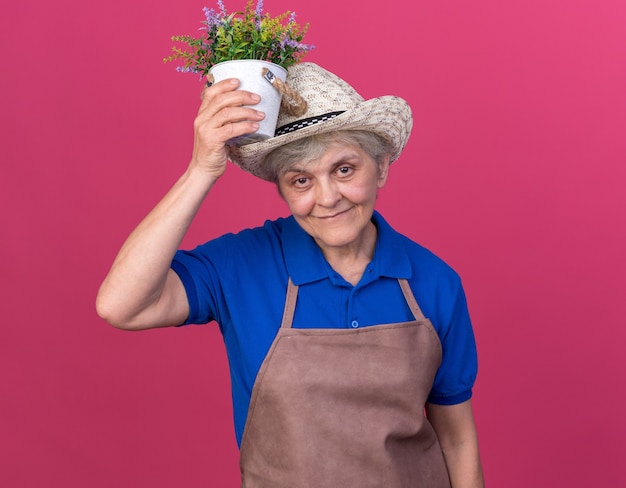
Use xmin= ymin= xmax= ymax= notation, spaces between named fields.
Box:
xmin=377 ymin=155 xmax=391 ymax=188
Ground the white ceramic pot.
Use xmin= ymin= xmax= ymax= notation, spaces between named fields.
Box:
xmin=209 ymin=60 xmax=287 ymax=144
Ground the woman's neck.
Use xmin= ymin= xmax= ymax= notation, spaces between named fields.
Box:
xmin=318 ymin=221 xmax=378 ymax=286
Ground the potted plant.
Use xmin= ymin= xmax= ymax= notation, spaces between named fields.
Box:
xmin=164 ymin=0 xmax=314 ymax=142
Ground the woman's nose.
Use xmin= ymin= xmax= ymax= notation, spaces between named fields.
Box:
xmin=315 ymin=179 xmax=341 ymax=207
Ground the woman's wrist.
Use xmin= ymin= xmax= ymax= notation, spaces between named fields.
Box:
xmin=181 ymin=161 xmax=223 ymax=195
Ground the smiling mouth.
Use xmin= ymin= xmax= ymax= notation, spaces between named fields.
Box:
xmin=315 ymin=208 xmax=352 ymax=219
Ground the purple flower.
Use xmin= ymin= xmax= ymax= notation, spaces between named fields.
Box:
xmin=279 ymin=38 xmax=314 ymax=54
xmin=217 ymin=0 xmax=226 ymax=16
xmin=254 ymin=0 xmax=263 ymax=30
xmin=255 ymin=0 xmax=264 ymax=17
xmin=201 ymin=7 xmax=222 ymax=30
xmin=176 ymin=66 xmax=200 ymax=73
xmin=288 ymin=11 xmax=296 ymax=24
xmin=280 ymin=38 xmax=300 ymax=49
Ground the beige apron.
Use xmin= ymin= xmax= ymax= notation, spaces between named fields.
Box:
xmin=239 ymin=278 xmax=451 ymax=488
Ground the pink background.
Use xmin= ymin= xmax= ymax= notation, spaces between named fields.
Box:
xmin=2 ymin=0 xmax=625 ymax=486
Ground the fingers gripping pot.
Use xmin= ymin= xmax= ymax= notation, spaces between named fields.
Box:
xmin=208 ymin=60 xmax=307 ymax=145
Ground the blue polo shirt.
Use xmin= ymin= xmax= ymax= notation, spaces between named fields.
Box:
xmin=171 ymin=211 xmax=477 ymax=447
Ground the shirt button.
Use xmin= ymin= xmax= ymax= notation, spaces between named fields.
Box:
xmin=351 ymin=320 xmax=359 ymax=328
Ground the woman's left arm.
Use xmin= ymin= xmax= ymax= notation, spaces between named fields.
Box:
xmin=426 ymin=399 xmax=485 ymax=488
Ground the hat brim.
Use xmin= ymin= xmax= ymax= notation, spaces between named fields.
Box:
xmin=228 ymin=95 xmax=412 ymax=181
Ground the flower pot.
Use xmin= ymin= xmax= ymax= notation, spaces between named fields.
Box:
xmin=209 ymin=60 xmax=287 ymax=145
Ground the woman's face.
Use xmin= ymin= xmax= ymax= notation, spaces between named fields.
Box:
xmin=277 ymin=143 xmax=390 ymax=256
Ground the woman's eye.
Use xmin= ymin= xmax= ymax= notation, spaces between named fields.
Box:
xmin=294 ymin=177 xmax=309 ymax=187
xmin=337 ymin=166 xmax=352 ymax=176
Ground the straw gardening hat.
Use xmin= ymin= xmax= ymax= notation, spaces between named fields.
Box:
xmin=227 ymin=62 xmax=413 ymax=181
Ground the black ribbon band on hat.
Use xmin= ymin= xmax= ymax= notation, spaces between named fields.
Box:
xmin=275 ymin=111 xmax=345 ymax=137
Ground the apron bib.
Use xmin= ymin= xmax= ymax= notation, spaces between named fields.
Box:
xmin=239 ymin=278 xmax=451 ymax=488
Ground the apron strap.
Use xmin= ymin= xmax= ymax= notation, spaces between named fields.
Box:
xmin=398 ymin=279 xmax=427 ymax=321
xmin=280 ymin=278 xmax=427 ymax=329
xmin=280 ymin=278 xmax=299 ymax=329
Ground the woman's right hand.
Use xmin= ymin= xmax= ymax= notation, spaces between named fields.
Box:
xmin=190 ymin=78 xmax=265 ymax=179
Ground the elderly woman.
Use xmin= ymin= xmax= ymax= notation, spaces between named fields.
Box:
xmin=97 ymin=63 xmax=484 ymax=487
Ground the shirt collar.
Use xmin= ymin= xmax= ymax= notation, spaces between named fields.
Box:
xmin=281 ymin=211 xmax=412 ymax=286
xmin=371 ymin=211 xmax=412 ymax=279
xmin=282 ymin=216 xmax=329 ymax=285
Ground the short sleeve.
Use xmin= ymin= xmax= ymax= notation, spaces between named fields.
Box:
xmin=169 ymin=220 xmax=288 ymax=328
xmin=170 ymin=241 xmax=228 ymax=326
xmin=427 ymin=281 xmax=478 ymax=405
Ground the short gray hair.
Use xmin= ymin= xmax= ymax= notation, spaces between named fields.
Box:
xmin=261 ymin=130 xmax=392 ymax=183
